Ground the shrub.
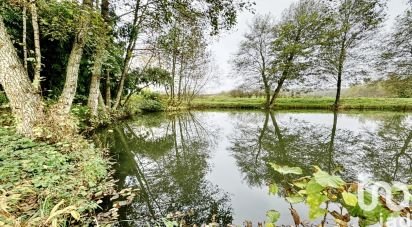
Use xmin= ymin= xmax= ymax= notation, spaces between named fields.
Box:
xmin=139 ymin=99 xmax=164 ymax=112
xmin=137 ymin=90 xmax=164 ymax=112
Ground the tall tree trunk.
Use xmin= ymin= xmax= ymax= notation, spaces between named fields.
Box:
xmin=269 ymin=75 xmax=287 ymax=107
xmin=87 ymin=50 xmax=103 ymax=116
xmin=52 ymin=3 xmax=90 ymax=116
xmin=98 ymin=91 xmax=107 ymax=113
xmin=88 ymin=0 xmax=109 ymax=116
xmin=105 ymin=70 xmax=111 ymax=109
xmin=22 ymin=4 xmax=28 ymax=71
xmin=262 ymin=76 xmax=271 ymax=109
xmin=170 ymin=51 xmax=177 ymax=102
xmin=177 ymin=55 xmax=184 ymax=101
xmin=334 ymin=35 xmax=347 ymax=110
xmin=112 ymin=0 xmax=141 ymax=110
xmin=53 ymin=36 xmax=85 ymax=116
xmin=31 ymin=1 xmax=41 ymax=92
xmin=334 ymin=70 xmax=342 ymax=109
xmin=269 ymin=54 xmax=294 ymax=107
xmin=0 ymin=17 xmax=44 ymax=136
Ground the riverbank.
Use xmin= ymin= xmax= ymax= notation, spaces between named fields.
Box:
xmin=190 ymin=96 xmax=412 ymax=111
xmin=0 ymin=112 xmax=114 ymax=226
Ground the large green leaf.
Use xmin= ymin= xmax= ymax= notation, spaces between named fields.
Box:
xmin=286 ymin=195 xmax=305 ymax=204
xmin=270 ymin=163 xmax=302 ymax=175
xmin=306 ymin=179 xmax=324 ymax=194
xmin=313 ymin=169 xmax=344 ymax=188
xmin=342 ymin=191 xmax=358 ymax=206
xmin=266 ymin=210 xmax=280 ymax=224
xmin=309 ymin=207 xmax=327 ymax=220
xmin=307 ymin=192 xmax=328 ymax=208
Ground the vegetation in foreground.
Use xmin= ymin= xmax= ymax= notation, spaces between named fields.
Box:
xmin=0 ymin=113 xmax=113 ymax=226
xmin=266 ymin=164 xmax=411 ymax=226
xmin=190 ymin=96 xmax=412 ymax=111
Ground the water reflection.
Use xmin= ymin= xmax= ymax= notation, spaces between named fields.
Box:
xmin=97 ymin=111 xmax=412 ymax=225
xmin=97 ymin=113 xmax=233 ymax=226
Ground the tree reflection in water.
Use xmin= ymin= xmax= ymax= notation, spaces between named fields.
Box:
xmin=230 ymin=111 xmax=412 ymax=225
xmin=96 ymin=111 xmax=412 ymax=226
xmin=97 ymin=113 xmax=233 ymax=226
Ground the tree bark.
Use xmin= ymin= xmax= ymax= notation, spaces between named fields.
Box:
xmin=22 ymin=4 xmax=28 ymax=71
xmin=334 ymin=70 xmax=342 ymax=109
xmin=105 ymin=70 xmax=111 ymax=109
xmin=269 ymin=54 xmax=294 ymax=107
xmin=31 ymin=1 xmax=42 ymax=92
xmin=0 ymin=17 xmax=44 ymax=136
xmin=262 ymin=77 xmax=271 ymax=109
xmin=334 ymin=33 xmax=347 ymax=110
xmin=269 ymin=74 xmax=287 ymax=107
xmin=88 ymin=0 xmax=109 ymax=116
xmin=53 ymin=36 xmax=85 ymax=116
xmin=98 ymin=91 xmax=107 ymax=113
xmin=87 ymin=49 xmax=103 ymax=116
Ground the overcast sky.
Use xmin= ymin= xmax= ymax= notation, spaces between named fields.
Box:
xmin=207 ymin=0 xmax=409 ymax=93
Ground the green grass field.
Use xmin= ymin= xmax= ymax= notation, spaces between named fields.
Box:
xmin=190 ymin=96 xmax=412 ymax=111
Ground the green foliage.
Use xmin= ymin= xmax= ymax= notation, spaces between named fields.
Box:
xmin=139 ymin=99 xmax=165 ymax=113
xmin=268 ymin=164 xmax=406 ymax=226
xmin=383 ymin=75 xmax=412 ymax=98
xmin=136 ymin=90 xmax=165 ymax=113
xmin=0 ymin=126 xmax=109 ymax=226
xmin=38 ymin=0 xmax=81 ymax=42
xmin=191 ymin=95 xmax=412 ymax=111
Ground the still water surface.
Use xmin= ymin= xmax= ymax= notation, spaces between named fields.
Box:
xmin=96 ymin=111 xmax=412 ymax=226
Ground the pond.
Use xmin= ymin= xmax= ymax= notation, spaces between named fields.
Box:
xmin=95 ymin=110 xmax=412 ymax=226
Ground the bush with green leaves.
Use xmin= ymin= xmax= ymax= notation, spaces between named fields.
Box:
xmin=138 ymin=90 xmax=164 ymax=112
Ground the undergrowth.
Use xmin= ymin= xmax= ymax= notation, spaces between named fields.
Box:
xmin=0 ymin=125 xmax=111 ymax=226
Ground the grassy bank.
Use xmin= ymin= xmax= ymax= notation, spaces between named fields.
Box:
xmin=190 ymin=96 xmax=412 ymax=111
xmin=0 ymin=112 xmax=113 ymax=226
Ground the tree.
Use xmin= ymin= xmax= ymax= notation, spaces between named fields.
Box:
xmin=87 ymin=0 xmax=111 ymax=116
xmin=0 ymin=0 xmax=103 ymax=137
xmin=0 ymin=15 xmax=44 ymax=136
xmin=319 ymin=0 xmax=386 ymax=108
xmin=268 ymin=0 xmax=323 ymax=107
xmin=30 ymin=0 xmax=41 ymax=92
xmin=232 ymin=14 xmax=276 ymax=108
xmin=51 ymin=0 xmax=94 ymax=117
xmin=381 ymin=6 xmax=412 ymax=78
xmin=111 ymin=0 xmax=254 ymax=110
